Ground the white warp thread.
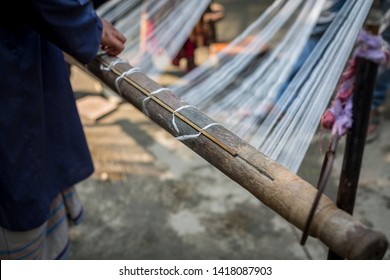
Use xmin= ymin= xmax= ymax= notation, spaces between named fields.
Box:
xmin=176 ymin=123 xmax=222 ymax=141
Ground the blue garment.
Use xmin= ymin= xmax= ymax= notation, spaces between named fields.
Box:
xmin=0 ymin=0 xmax=102 ymax=231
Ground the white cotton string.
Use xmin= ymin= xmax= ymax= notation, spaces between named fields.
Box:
xmin=176 ymin=123 xmax=221 ymax=141
xmin=114 ymin=67 xmax=142 ymax=96
xmin=252 ymin=0 xmax=372 ymax=172
xmin=98 ymin=0 xmax=211 ymax=79
xmin=173 ymin=0 xmax=306 ymax=111
xmin=171 ymin=105 xmax=198 ymax=133
xmin=98 ymin=0 xmax=373 ymax=174
xmin=212 ymin=0 xmax=324 ymax=135
xmin=142 ymin=87 xmax=170 ymax=116
xmin=100 ymin=58 xmax=128 ymax=71
xmin=170 ymin=0 xmax=373 ymax=173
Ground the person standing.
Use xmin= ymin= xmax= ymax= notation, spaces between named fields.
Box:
xmin=172 ymin=1 xmax=225 ymax=72
xmin=0 ymin=0 xmax=125 ymax=259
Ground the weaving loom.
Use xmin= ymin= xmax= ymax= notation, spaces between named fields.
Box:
xmin=69 ymin=0 xmax=389 ymax=259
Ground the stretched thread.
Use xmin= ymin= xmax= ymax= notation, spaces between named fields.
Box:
xmin=100 ymin=58 xmax=128 ymax=71
xmin=172 ymin=105 xmax=198 ymax=133
xmin=142 ymin=88 xmax=170 ymax=116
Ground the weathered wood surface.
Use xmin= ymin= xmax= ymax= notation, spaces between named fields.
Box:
xmin=78 ymin=54 xmax=388 ymax=259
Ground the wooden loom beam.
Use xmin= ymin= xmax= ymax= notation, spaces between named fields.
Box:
xmin=76 ymin=54 xmax=388 ymax=259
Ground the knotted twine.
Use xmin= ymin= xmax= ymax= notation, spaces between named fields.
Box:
xmin=302 ymin=30 xmax=390 ymax=245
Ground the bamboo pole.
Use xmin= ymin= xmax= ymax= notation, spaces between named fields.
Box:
xmin=71 ymin=54 xmax=388 ymax=259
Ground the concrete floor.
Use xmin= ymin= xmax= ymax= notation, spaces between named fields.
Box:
xmin=67 ymin=0 xmax=390 ymax=260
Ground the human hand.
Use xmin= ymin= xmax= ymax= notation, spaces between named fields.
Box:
xmin=100 ymin=18 xmax=126 ymax=56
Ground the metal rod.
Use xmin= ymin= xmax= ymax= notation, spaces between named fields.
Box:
xmin=301 ymin=136 xmax=340 ymax=245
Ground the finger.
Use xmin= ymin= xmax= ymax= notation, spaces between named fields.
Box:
xmin=111 ymin=38 xmax=125 ymax=54
xmin=104 ymin=43 xmax=123 ymax=56
xmin=100 ymin=17 xmax=126 ymax=56
xmin=114 ymin=30 xmax=127 ymax=44
xmin=104 ymin=18 xmax=125 ymax=43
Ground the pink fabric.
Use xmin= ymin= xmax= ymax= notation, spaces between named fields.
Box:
xmin=321 ymin=30 xmax=388 ymax=137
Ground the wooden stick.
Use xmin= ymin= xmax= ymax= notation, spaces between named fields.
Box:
xmin=72 ymin=54 xmax=388 ymax=259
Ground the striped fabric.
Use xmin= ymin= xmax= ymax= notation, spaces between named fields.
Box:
xmin=0 ymin=187 xmax=83 ymax=260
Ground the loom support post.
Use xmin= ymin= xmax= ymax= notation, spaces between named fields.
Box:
xmin=328 ymin=25 xmax=382 ymax=260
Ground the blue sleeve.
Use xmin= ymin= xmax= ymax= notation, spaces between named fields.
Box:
xmin=27 ymin=0 xmax=103 ymax=64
